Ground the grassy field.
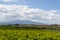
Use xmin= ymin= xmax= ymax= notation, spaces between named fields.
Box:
xmin=0 ymin=25 xmax=60 ymax=40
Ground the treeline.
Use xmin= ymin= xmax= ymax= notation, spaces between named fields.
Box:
xmin=0 ymin=24 xmax=60 ymax=30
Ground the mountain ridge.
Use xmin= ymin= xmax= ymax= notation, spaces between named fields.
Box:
xmin=0 ymin=20 xmax=43 ymax=25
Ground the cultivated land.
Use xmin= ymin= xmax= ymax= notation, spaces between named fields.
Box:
xmin=0 ymin=24 xmax=60 ymax=40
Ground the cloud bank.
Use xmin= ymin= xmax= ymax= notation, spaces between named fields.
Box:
xmin=0 ymin=4 xmax=59 ymax=24
xmin=0 ymin=0 xmax=18 ymax=2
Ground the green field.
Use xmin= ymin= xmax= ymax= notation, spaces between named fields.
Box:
xmin=0 ymin=26 xmax=60 ymax=40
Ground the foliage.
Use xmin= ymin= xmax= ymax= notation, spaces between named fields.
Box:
xmin=0 ymin=25 xmax=60 ymax=40
xmin=0 ymin=28 xmax=59 ymax=40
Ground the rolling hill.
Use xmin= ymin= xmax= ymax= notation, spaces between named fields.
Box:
xmin=0 ymin=20 xmax=43 ymax=25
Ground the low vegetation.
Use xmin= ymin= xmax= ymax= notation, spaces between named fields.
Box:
xmin=0 ymin=24 xmax=60 ymax=40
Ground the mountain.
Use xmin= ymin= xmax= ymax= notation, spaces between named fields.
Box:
xmin=0 ymin=20 xmax=43 ymax=25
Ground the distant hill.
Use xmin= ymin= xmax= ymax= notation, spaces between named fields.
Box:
xmin=0 ymin=20 xmax=43 ymax=25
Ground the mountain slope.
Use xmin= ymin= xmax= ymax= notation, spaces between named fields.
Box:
xmin=0 ymin=20 xmax=43 ymax=25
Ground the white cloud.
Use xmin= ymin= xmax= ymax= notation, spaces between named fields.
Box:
xmin=1 ymin=0 xmax=18 ymax=2
xmin=0 ymin=4 xmax=59 ymax=24
xmin=3 ymin=0 xmax=13 ymax=2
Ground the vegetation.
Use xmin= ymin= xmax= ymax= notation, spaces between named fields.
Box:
xmin=0 ymin=24 xmax=60 ymax=40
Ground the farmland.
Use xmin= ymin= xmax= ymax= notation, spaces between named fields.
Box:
xmin=0 ymin=24 xmax=60 ymax=40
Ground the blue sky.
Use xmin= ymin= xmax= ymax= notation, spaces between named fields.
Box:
xmin=0 ymin=0 xmax=60 ymax=24
xmin=22 ymin=0 xmax=60 ymax=10
xmin=0 ymin=0 xmax=60 ymax=10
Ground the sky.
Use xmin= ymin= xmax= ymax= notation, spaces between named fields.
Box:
xmin=0 ymin=0 xmax=60 ymax=24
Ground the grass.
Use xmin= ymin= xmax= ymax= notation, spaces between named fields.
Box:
xmin=0 ymin=27 xmax=59 ymax=40
xmin=0 ymin=25 xmax=60 ymax=40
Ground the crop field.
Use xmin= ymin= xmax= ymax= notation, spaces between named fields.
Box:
xmin=0 ymin=26 xmax=60 ymax=40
